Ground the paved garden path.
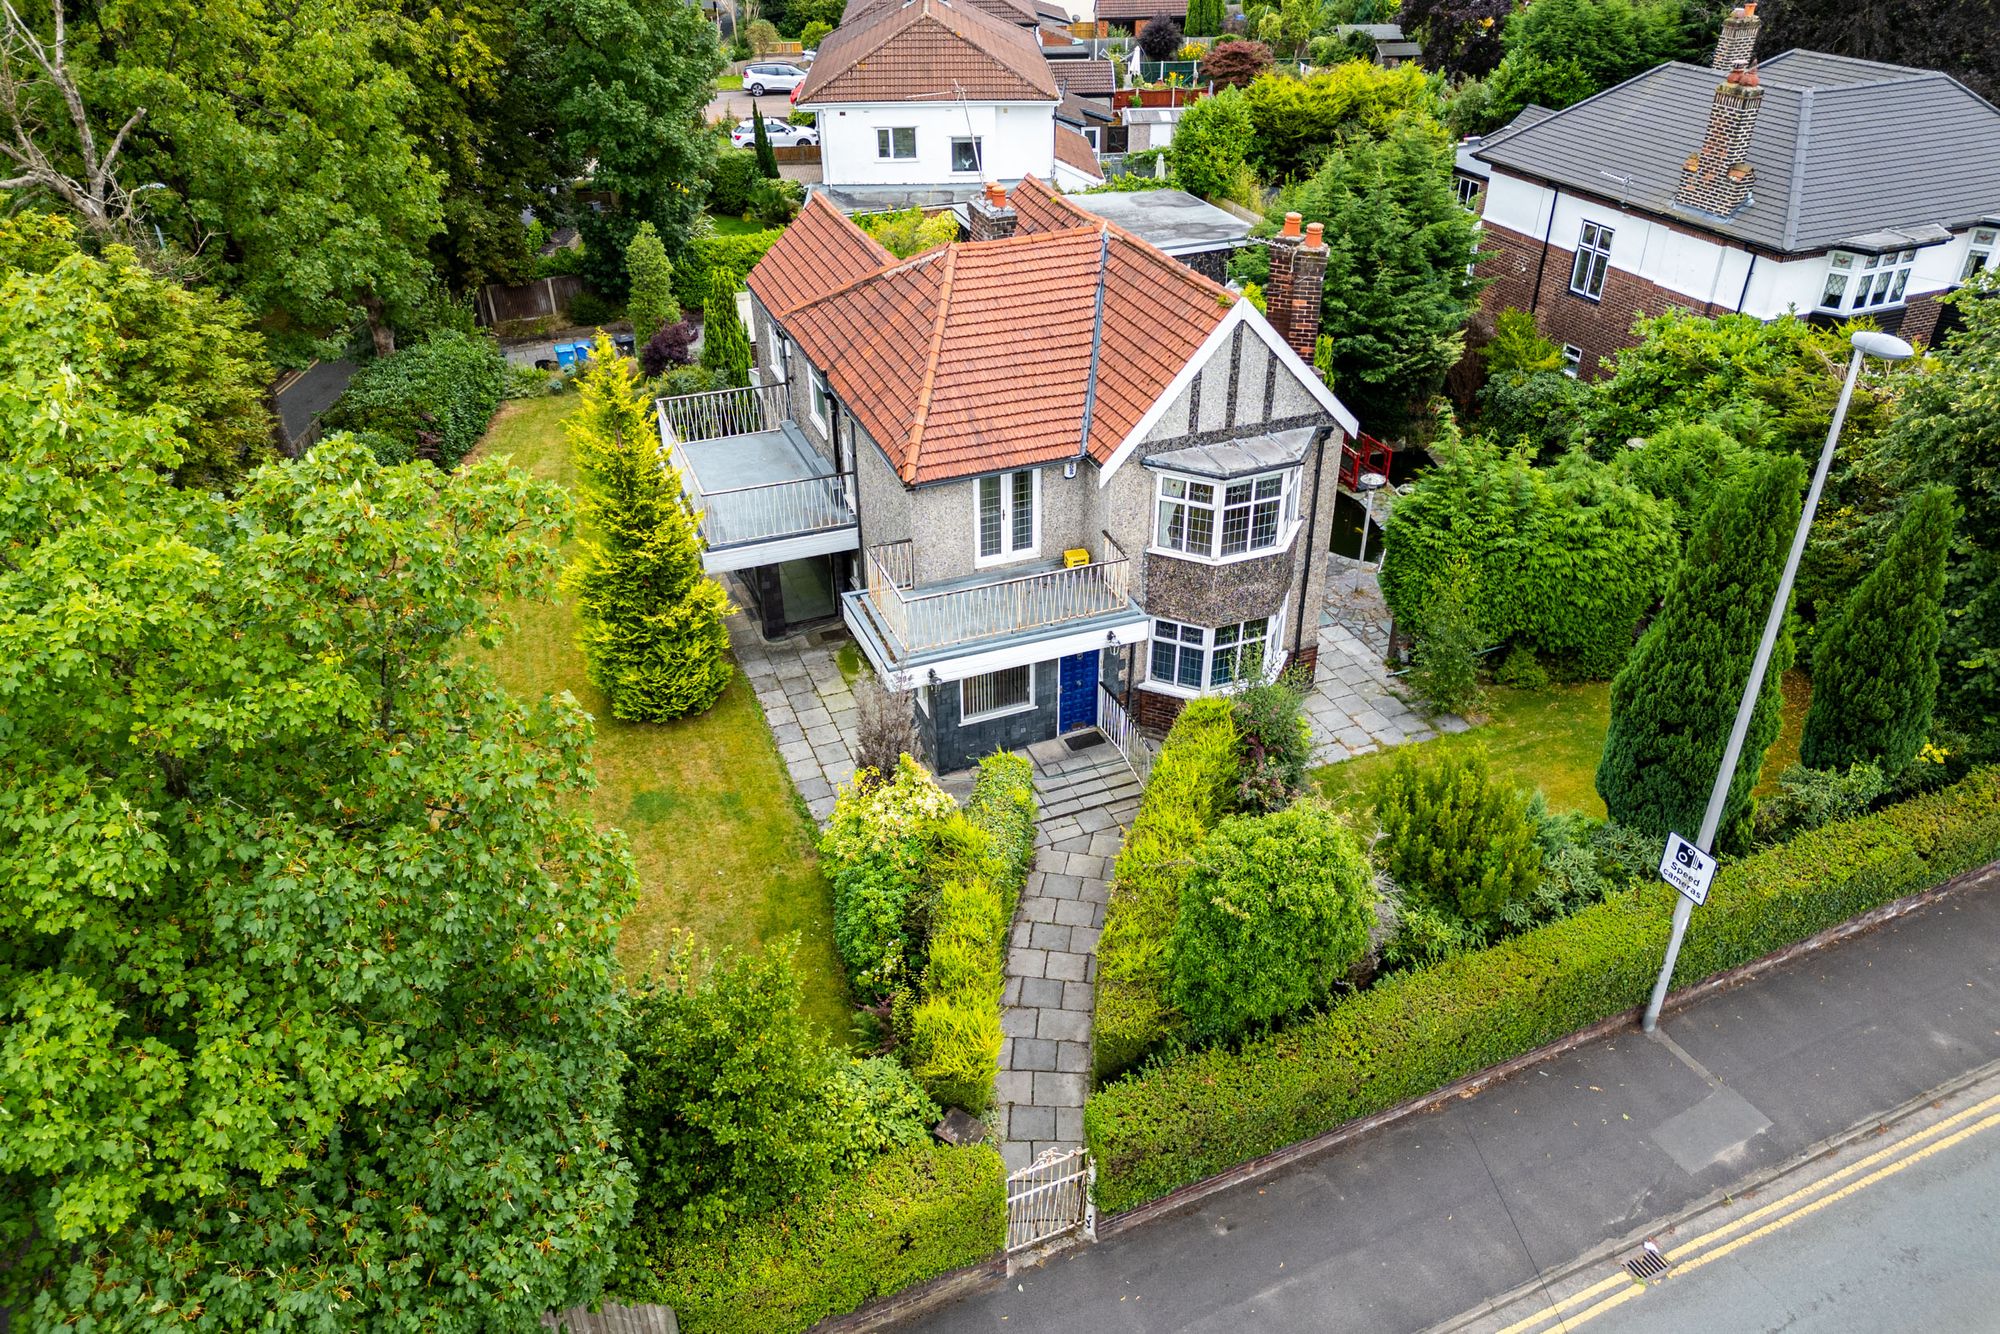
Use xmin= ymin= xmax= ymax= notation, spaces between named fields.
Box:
xmin=997 ymin=739 xmax=1142 ymax=1171
xmin=729 ymin=613 xmax=859 ymax=824
xmin=1306 ymin=559 xmax=1468 ymax=764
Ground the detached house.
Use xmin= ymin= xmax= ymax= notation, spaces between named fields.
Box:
xmin=796 ymin=0 xmax=1104 ymax=205
xmin=656 ymin=180 xmax=1358 ymax=772
xmin=1471 ymin=5 xmax=2000 ymax=375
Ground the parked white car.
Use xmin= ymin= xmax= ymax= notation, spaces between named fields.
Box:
xmin=742 ymin=62 xmax=808 ymax=96
xmin=732 ymin=117 xmax=817 ymax=149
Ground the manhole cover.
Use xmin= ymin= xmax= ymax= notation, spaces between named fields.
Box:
xmin=1624 ymin=1243 xmax=1670 ymax=1281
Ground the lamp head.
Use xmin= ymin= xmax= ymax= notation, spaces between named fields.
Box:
xmin=1358 ymin=471 xmax=1388 ymax=492
xmin=1850 ymin=330 xmax=1915 ymax=361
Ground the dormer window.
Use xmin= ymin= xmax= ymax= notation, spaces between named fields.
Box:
xmin=1821 ymin=249 xmax=1915 ymax=313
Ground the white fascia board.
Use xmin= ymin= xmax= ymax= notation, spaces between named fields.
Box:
xmin=1096 ymin=301 xmax=1247 ymax=487
xmin=1242 ymin=304 xmax=1360 ymax=436
xmin=700 ymin=526 xmax=859 ymax=574
xmin=863 ymin=618 xmax=1152 ymax=690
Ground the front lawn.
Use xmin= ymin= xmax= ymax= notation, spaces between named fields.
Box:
xmin=1314 ymin=670 xmax=1812 ymax=820
xmin=716 ymin=74 xmax=744 ymax=89
xmin=471 ymin=395 xmax=851 ymax=1035
xmin=707 ymin=212 xmax=772 ymax=236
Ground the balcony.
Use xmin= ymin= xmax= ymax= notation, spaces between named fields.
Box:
xmin=655 ymin=384 xmax=857 ymax=574
xmin=844 ymin=539 xmax=1149 ymax=673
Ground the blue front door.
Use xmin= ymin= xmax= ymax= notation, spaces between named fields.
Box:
xmin=1058 ymin=651 xmax=1098 ymax=733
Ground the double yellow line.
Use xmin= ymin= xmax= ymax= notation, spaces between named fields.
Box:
xmin=1496 ymin=1088 xmax=2000 ymax=1334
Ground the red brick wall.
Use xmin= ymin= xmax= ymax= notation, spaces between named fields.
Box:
xmin=1477 ymin=221 xmax=1726 ymax=379
xmin=1899 ymin=291 xmax=1945 ymax=347
xmin=1132 ymin=685 xmax=1185 ymax=733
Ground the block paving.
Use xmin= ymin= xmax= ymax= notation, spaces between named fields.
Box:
xmin=728 ymin=611 xmax=860 ymax=824
xmin=1306 ymin=559 xmax=1469 ymax=764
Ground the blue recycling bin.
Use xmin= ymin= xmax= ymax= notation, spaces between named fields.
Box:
xmin=553 ymin=340 xmax=592 ymax=369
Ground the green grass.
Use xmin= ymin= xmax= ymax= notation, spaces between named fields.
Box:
xmin=716 ymin=74 xmax=744 ymax=89
xmin=470 ymin=396 xmax=852 ymax=1036
xmin=1313 ymin=670 xmax=1814 ymax=821
xmin=706 ymin=212 xmax=769 ymax=236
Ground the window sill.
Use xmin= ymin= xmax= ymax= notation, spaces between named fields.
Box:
xmin=959 ymin=699 xmax=1038 ymax=726
xmin=1146 ymin=525 xmax=1299 ymax=568
xmin=1566 ymin=287 xmax=1604 ymax=303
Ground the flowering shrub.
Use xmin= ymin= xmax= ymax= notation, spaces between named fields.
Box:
xmin=820 ymin=757 xmax=958 ymax=997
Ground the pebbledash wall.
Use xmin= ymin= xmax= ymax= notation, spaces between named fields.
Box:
xmin=1476 ymin=172 xmax=1969 ymax=375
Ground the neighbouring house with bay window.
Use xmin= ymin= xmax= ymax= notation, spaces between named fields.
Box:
xmin=655 ymin=178 xmax=1358 ymax=772
xmin=1469 ymin=3 xmax=2000 ymax=377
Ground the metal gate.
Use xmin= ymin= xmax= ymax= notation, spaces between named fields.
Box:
xmin=1006 ymin=1147 xmax=1094 ymax=1253
xmin=1057 ymin=651 xmax=1098 ymax=733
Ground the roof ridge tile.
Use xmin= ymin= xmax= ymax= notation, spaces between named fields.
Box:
xmin=904 ymin=245 xmax=958 ymax=483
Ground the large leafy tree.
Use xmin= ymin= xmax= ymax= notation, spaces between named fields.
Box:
xmin=0 ymin=318 xmax=637 ymax=1325
xmin=1166 ymin=84 xmax=1253 ymax=203
xmin=532 ymin=0 xmax=724 ymax=295
xmin=1799 ymin=485 xmax=1955 ymax=774
xmin=0 ymin=206 xmax=274 ymax=488
xmin=566 ymin=335 xmax=735 ymax=721
xmin=1277 ymin=118 xmax=1482 ymax=430
xmin=1596 ymin=455 xmax=1807 ymax=848
xmin=1758 ymin=0 xmax=1998 ymax=102
xmin=1241 ymin=62 xmax=1440 ymax=184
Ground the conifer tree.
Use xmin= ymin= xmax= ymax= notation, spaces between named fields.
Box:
xmin=1800 ymin=485 xmax=1956 ymax=775
xmin=566 ymin=334 xmax=734 ymax=720
xmin=625 ymin=221 xmax=679 ymax=346
xmin=1596 ymin=454 xmax=1806 ymax=849
xmin=699 ymin=270 xmax=753 ymax=386
xmin=751 ymin=102 xmax=782 ymax=179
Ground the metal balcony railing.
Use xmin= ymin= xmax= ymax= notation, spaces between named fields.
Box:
xmin=657 ymin=383 xmax=785 ymax=446
xmin=699 ymin=471 xmax=857 ymax=549
xmin=861 ymin=541 xmax=1134 ymax=655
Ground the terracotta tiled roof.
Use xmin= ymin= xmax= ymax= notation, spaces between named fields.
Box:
xmin=1093 ymin=0 xmax=1185 ymax=19
xmin=1007 ymin=172 xmax=1097 ymax=232
xmin=745 ymin=193 xmax=896 ymax=318
xmin=1053 ymin=124 xmax=1104 ymax=180
xmin=765 ymin=177 xmax=1238 ymax=484
xmin=799 ymin=0 xmax=1059 ymax=105
xmin=1051 ymin=59 xmax=1116 ymax=96
xmin=845 ymin=0 xmax=1041 ymax=24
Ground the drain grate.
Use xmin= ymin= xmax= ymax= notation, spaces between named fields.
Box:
xmin=1624 ymin=1244 xmax=1671 ymax=1281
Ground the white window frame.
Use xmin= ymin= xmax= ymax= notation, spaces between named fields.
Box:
xmin=1454 ymin=175 xmax=1480 ymax=211
xmin=1821 ymin=248 xmax=1917 ymax=313
xmin=1560 ymin=344 xmax=1583 ymax=378
xmin=766 ymin=322 xmax=787 ymax=383
xmin=1080 ymin=126 xmax=1100 ymax=150
xmin=1962 ymin=227 xmax=1998 ymax=282
xmin=974 ymin=468 xmax=1040 ymax=567
xmin=1150 ymin=467 xmax=1301 ymax=564
xmin=959 ymin=663 xmax=1036 ymax=724
xmin=949 ymin=136 xmax=984 ymax=174
xmin=808 ymin=363 xmax=831 ymax=434
xmin=876 ymin=126 xmax=917 ymax=160
xmin=1569 ymin=221 xmax=1614 ymax=300
xmin=1146 ymin=610 xmax=1287 ymax=696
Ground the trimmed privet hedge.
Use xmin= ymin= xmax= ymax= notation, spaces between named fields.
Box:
xmin=620 ymin=1142 xmax=1006 ymax=1333
xmin=322 ymin=330 xmax=506 ymax=469
xmin=1092 ymin=699 xmax=1241 ymax=1081
xmin=672 ymin=229 xmax=784 ymax=310
xmin=1084 ymin=769 xmax=2000 ymax=1213
xmin=906 ymin=753 xmax=1037 ymax=1112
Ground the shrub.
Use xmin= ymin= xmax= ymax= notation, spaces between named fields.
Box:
xmin=1406 ymin=554 xmax=1489 ymax=715
xmin=672 ymin=229 xmax=785 ymax=310
xmin=748 ymin=176 xmax=804 ymax=227
xmin=1800 ymin=486 xmax=1955 ymax=776
xmin=1753 ymin=763 xmax=1887 ymax=845
xmin=622 ymin=937 xmax=845 ymax=1234
xmin=1093 ymin=699 xmax=1241 ymax=1079
xmin=820 ymin=757 xmax=960 ymax=997
xmin=1203 ymin=37 xmax=1272 ymax=86
xmin=801 ymin=19 xmax=833 ymax=48
xmin=1138 ymin=14 xmax=1183 ymax=59
xmin=639 ymin=319 xmax=697 ymax=376
xmin=612 ymin=1143 xmax=1006 ymax=1333
xmin=1492 ymin=644 xmax=1550 ymax=690
xmin=1168 ymin=800 xmax=1376 ymax=1043
xmin=745 ymin=17 xmax=780 ymax=53
xmin=700 ymin=269 xmax=754 ymax=385
xmin=322 ymin=329 xmax=505 ymax=469
xmin=821 ymin=1057 xmax=941 ymax=1170
xmin=1166 ymin=84 xmax=1254 ymax=204
xmin=1477 ymin=369 xmax=1587 ymax=460
xmin=625 ymin=221 xmax=680 ymax=344
xmin=904 ymin=754 xmax=1036 ymax=1112
xmin=657 ymin=364 xmax=721 ymax=399
xmin=711 ymin=148 xmax=763 ymax=216
xmin=1597 ymin=456 xmax=1807 ymax=847
xmin=856 ymin=206 xmax=960 ymax=259
xmin=852 ymin=675 xmax=921 ymax=779
xmin=752 ymin=105 xmax=781 ymax=179
xmin=1610 ymin=420 xmax=1754 ymax=537
xmin=564 ymin=288 xmax=623 ymax=327
xmin=1373 ymin=747 xmax=1542 ymax=929
xmin=1085 ymin=768 xmax=2000 ymax=1213
xmin=1232 ymin=663 xmax=1314 ymax=812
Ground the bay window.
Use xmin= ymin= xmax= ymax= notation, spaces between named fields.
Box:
xmin=1148 ymin=614 xmax=1277 ymax=693
xmin=1154 ymin=468 xmax=1299 ymax=561
xmin=1963 ymin=227 xmax=1997 ymax=281
xmin=1821 ymin=249 xmax=1917 ymax=312
xmin=976 ymin=468 xmax=1038 ymax=563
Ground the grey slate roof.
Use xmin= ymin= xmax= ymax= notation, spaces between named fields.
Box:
xmin=1473 ymin=50 xmax=2000 ymax=253
xmin=1144 ymin=427 xmax=1316 ymax=479
xmin=1455 ymin=105 xmax=1554 ymax=180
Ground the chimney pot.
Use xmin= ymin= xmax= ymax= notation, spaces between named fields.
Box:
xmin=1265 ymin=214 xmax=1328 ymax=361
xmin=1281 ymin=211 xmax=1302 ymax=238
xmin=1305 ymin=222 xmax=1325 ymax=247
xmin=1712 ymin=1 xmax=1761 ymax=71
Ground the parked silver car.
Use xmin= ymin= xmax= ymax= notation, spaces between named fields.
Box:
xmin=732 ymin=116 xmax=817 ymax=148
xmin=742 ymin=62 xmax=808 ymax=96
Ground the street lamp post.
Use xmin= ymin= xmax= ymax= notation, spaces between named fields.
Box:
xmin=1352 ymin=470 xmax=1387 ymax=593
xmin=1641 ymin=329 xmax=1914 ymax=1033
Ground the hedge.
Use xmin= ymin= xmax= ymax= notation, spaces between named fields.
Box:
xmin=1084 ymin=768 xmax=2000 ymax=1213
xmin=1091 ymin=698 xmax=1241 ymax=1080
xmin=672 ymin=229 xmax=784 ymax=310
xmin=905 ymin=753 xmax=1037 ymax=1112
xmin=618 ymin=1142 xmax=1005 ymax=1333
xmin=322 ymin=330 xmax=506 ymax=469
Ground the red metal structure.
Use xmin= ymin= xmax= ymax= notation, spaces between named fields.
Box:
xmin=1339 ymin=431 xmax=1394 ymax=491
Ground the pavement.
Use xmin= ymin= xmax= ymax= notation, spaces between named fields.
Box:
xmin=902 ymin=860 xmax=2000 ymax=1334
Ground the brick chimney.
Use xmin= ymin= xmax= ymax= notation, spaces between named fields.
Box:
xmin=967 ymin=182 xmax=1017 ymax=242
xmin=1674 ymin=61 xmax=1761 ymax=217
xmin=1711 ymin=2 xmax=1760 ymax=71
xmin=1265 ymin=212 xmax=1328 ymax=361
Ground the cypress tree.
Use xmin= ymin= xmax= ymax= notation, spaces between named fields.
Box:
xmin=565 ymin=334 xmax=735 ymax=721
xmin=699 ymin=270 xmax=753 ymax=386
xmin=624 ymin=222 xmax=679 ymax=346
xmin=751 ymin=102 xmax=781 ymax=179
xmin=1595 ymin=454 xmax=1806 ymax=849
xmin=1799 ymin=485 xmax=1956 ymax=774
